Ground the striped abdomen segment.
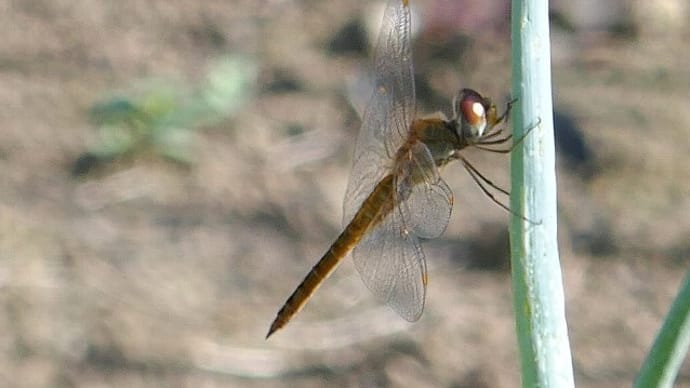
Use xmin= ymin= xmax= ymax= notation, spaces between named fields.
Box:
xmin=266 ymin=175 xmax=396 ymax=338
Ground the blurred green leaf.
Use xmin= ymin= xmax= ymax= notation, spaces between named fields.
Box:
xmin=83 ymin=54 xmax=256 ymax=170
xmin=153 ymin=126 xmax=195 ymax=164
xmin=89 ymin=98 xmax=141 ymax=126
xmin=202 ymin=55 xmax=256 ymax=117
xmin=94 ymin=123 xmax=137 ymax=158
xmin=634 ymin=268 xmax=690 ymax=388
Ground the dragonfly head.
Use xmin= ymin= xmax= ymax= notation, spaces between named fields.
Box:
xmin=453 ymin=88 xmax=497 ymax=141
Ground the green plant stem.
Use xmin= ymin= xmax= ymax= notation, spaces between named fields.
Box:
xmin=634 ymin=268 xmax=690 ymax=388
xmin=510 ymin=0 xmax=574 ymax=386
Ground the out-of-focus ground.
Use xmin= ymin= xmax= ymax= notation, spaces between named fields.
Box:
xmin=1 ymin=0 xmax=689 ymax=387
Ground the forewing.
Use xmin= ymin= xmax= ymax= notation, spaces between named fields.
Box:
xmin=352 ymin=202 xmax=427 ymax=321
xmin=400 ymin=142 xmax=454 ymax=239
xmin=343 ymin=0 xmax=415 ymax=226
xmin=374 ymin=0 xmax=416 ymax=148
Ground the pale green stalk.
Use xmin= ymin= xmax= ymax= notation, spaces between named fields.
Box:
xmin=634 ymin=268 xmax=690 ymax=388
xmin=509 ymin=0 xmax=575 ymax=386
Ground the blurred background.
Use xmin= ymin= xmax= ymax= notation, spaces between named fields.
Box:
xmin=1 ymin=0 xmax=689 ymax=387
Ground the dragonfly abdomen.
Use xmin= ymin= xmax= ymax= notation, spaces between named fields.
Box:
xmin=266 ymin=175 xmax=396 ymax=338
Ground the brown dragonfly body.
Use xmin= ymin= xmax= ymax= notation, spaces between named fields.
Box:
xmin=267 ymin=0 xmax=515 ymax=338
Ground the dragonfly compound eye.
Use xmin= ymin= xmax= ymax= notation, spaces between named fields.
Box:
xmin=457 ymin=89 xmax=488 ymax=138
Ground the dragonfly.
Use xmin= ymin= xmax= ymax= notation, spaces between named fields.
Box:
xmin=267 ymin=0 xmax=518 ymax=339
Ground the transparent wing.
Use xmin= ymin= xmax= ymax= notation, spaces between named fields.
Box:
xmin=352 ymin=198 xmax=427 ymax=321
xmin=352 ymin=143 xmax=453 ymax=321
xmin=343 ymin=0 xmax=415 ymax=226
xmin=399 ymin=142 xmax=454 ymax=239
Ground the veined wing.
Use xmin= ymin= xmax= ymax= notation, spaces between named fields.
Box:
xmin=353 ymin=142 xmax=453 ymax=321
xmin=352 ymin=194 xmax=427 ymax=321
xmin=343 ymin=0 xmax=415 ymax=226
xmin=399 ymin=142 xmax=453 ymax=239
